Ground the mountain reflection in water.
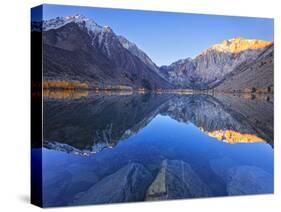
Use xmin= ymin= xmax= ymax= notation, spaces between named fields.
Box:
xmin=39 ymin=92 xmax=273 ymax=207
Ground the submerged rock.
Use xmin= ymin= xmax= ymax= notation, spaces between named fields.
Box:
xmin=210 ymin=157 xmax=238 ymax=182
xmin=43 ymin=164 xmax=100 ymax=207
xmin=227 ymin=166 xmax=273 ymax=195
xmin=146 ymin=160 xmax=212 ymax=201
xmin=72 ymin=163 xmax=153 ymax=205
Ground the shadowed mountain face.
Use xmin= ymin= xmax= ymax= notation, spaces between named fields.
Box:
xmin=117 ymin=35 xmax=159 ymax=73
xmin=43 ymin=93 xmax=273 ymax=154
xmin=42 ymin=17 xmax=171 ymax=90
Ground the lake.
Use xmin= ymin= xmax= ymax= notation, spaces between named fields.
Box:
xmin=35 ymin=91 xmax=274 ymax=207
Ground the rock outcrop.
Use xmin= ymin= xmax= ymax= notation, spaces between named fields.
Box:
xmin=146 ymin=160 xmax=212 ymax=200
xmin=226 ymin=166 xmax=273 ymax=195
xmin=72 ymin=163 xmax=153 ymax=205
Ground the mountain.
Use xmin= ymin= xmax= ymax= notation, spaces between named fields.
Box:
xmin=159 ymin=38 xmax=273 ymax=89
xmin=214 ymin=43 xmax=273 ymax=93
xmin=159 ymin=58 xmax=194 ymax=86
xmin=40 ymin=15 xmax=171 ymax=90
xmin=117 ymin=35 xmax=159 ymax=72
xmin=34 ymin=15 xmax=273 ymax=91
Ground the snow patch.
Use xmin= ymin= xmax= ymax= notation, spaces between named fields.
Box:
xmin=43 ymin=14 xmax=103 ymax=35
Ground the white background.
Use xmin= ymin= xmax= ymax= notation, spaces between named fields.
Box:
xmin=0 ymin=0 xmax=280 ymax=211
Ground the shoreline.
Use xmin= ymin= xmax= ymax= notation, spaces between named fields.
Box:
xmin=41 ymin=87 xmax=273 ymax=95
xmin=37 ymin=80 xmax=274 ymax=95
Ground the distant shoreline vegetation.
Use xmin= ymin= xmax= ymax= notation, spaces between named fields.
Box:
xmin=41 ymin=80 xmax=273 ymax=95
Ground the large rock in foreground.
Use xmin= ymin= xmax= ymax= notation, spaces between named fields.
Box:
xmin=73 ymin=163 xmax=153 ymax=205
xmin=227 ymin=166 xmax=273 ymax=195
xmin=146 ymin=160 xmax=212 ymax=200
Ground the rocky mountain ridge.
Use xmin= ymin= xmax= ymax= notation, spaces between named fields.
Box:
xmin=40 ymin=15 xmax=172 ymax=90
xmin=159 ymin=38 xmax=273 ymax=89
xmin=35 ymin=14 xmax=273 ymax=91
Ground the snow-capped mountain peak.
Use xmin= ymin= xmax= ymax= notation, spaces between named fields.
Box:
xmin=43 ymin=14 xmax=103 ymax=34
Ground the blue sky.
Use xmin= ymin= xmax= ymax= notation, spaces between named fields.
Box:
xmin=38 ymin=4 xmax=273 ymax=66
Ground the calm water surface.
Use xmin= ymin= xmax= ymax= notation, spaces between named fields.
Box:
xmin=35 ymin=92 xmax=274 ymax=207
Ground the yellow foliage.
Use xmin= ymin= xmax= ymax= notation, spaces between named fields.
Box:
xmin=43 ymin=80 xmax=88 ymax=89
xmin=207 ymin=129 xmax=264 ymax=144
xmin=43 ymin=89 xmax=88 ymax=99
